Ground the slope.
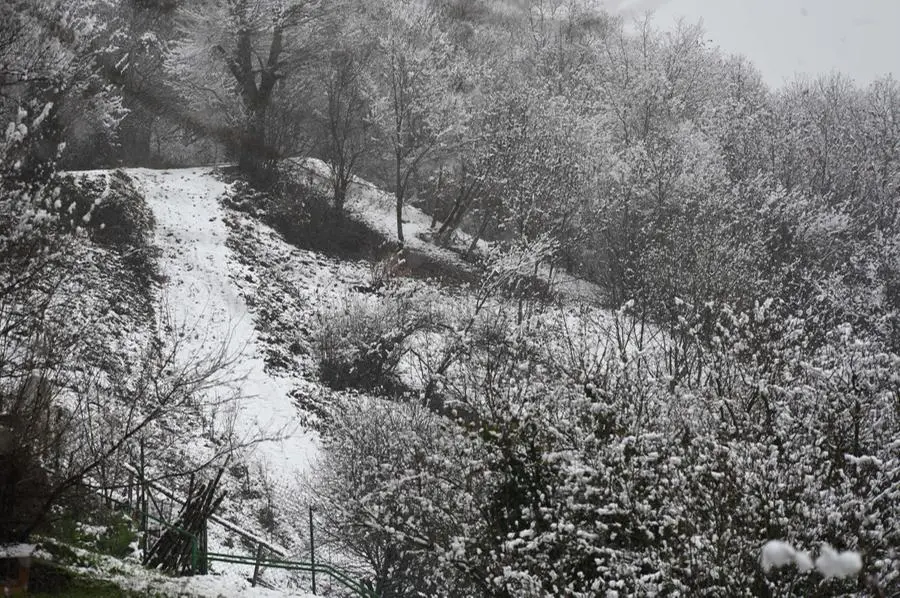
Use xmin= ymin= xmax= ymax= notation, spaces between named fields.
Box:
xmin=128 ymin=166 xmax=372 ymax=595
xmin=132 ymin=166 xmax=319 ymax=481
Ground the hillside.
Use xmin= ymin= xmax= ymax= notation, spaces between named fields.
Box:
xmin=25 ymin=165 xmax=372 ymax=596
xmin=6 ymin=1 xmax=900 ymax=596
xmin=135 ymin=167 xmax=320 ymax=478
xmin=14 ymin=155 xmax=898 ymax=597
xmin=41 ymin=161 xmax=574 ymax=595
xmin=96 ymin=162 xmax=606 ymax=595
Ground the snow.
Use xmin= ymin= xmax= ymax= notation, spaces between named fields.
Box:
xmin=119 ymin=462 xmax=289 ymax=557
xmin=760 ymin=540 xmax=797 ymax=573
xmin=50 ymin=542 xmax=317 ymax=598
xmin=130 ymin=167 xmax=318 ymax=487
xmin=119 ymin=568 xmax=318 ymax=598
xmin=761 ymin=540 xmax=861 ymax=579
xmin=0 ymin=544 xmax=35 ymax=559
xmin=815 ymin=544 xmax=863 ymax=580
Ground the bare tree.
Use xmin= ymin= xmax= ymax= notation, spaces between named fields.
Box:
xmin=0 ymin=297 xmax=246 ymax=541
xmin=320 ymin=39 xmax=374 ymax=211
xmin=370 ymin=0 xmax=461 ymax=243
xmin=167 ymin=0 xmax=330 ymax=176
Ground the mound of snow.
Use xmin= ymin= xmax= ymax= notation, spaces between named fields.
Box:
xmin=815 ymin=544 xmax=863 ymax=580
xmin=760 ymin=540 xmax=799 ymax=573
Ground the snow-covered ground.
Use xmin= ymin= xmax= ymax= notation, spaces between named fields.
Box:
xmin=40 ymin=541 xmax=317 ymax=598
xmin=120 ymin=557 xmax=316 ymax=598
xmin=290 ymin=157 xmax=603 ymax=302
xmin=133 ymin=167 xmax=319 ymax=480
xmin=53 ymin=163 xmax=610 ymax=596
xmin=139 ymin=573 xmax=317 ymax=598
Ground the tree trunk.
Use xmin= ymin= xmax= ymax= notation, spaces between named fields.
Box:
xmin=466 ymin=215 xmax=490 ymax=258
xmin=238 ymin=107 xmax=268 ymax=178
xmin=395 ymin=148 xmax=405 ymax=243
xmin=429 ymin=167 xmax=444 ymax=229
xmin=334 ymin=183 xmax=347 ymax=212
xmin=396 ymin=190 xmax=405 ymax=244
xmin=225 ymin=20 xmax=284 ymax=180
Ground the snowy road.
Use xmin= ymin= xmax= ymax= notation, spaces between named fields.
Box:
xmin=133 ymin=167 xmax=318 ymax=479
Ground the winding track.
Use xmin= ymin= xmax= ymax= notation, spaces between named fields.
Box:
xmin=132 ymin=167 xmax=318 ymax=479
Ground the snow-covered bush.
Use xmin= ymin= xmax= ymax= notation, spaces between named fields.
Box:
xmin=316 ymin=286 xmax=900 ymax=596
xmin=312 ymin=398 xmax=478 ymax=597
xmin=761 ymin=540 xmax=862 ymax=580
xmin=56 ymin=170 xmax=156 ymax=250
xmin=314 ymin=291 xmax=432 ymax=394
xmin=369 ymin=247 xmax=408 ymax=291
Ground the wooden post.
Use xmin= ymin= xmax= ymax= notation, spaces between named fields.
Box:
xmin=309 ymin=505 xmax=316 ymax=595
xmin=251 ymin=543 xmax=264 ymax=587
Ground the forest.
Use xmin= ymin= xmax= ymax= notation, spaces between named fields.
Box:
xmin=0 ymin=0 xmax=898 ymax=596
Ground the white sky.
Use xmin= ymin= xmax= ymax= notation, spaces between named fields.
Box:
xmin=606 ymin=0 xmax=900 ymax=88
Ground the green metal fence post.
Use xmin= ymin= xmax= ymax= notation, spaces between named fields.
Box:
xmin=309 ymin=505 xmax=316 ymax=595
xmin=200 ymin=519 xmax=208 ymax=574
xmin=251 ymin=543 xmax=264 ymax=587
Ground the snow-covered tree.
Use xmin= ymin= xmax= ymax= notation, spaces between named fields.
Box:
xmin=0 ymin=0 xmax=127 ymax=173
xmin=102 ymin=0 xmax=181 ymax=165
xmin=314 ymin=10 xmax=376 ymax=211
xmin=166 ymin=0 xmax=329 ymax=175
xmin=368 ymin=0 xmax=464 ymax=243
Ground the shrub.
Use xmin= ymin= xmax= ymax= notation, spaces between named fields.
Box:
xmin=51 ymin=170 xmax=160 ymax=286
xmin=222 ymin=166 xmax=388 ymax=260
xmin=312 ymin=398 xmax=472 ymax=598
xmin=369 ymin=247 xmax=406 ymax=291
xmin=314 ymin=296 xmax=411 ymax=394
xmin=55 ymin=170 xmax=155 ymax=250
xmin=48 ymin=508 xmax=137 ymax=559
xmin=314 ymin=293 xmax=900 ymax=596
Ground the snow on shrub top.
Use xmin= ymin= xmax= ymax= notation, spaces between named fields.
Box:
xmin=761 ymin=540 xmax=862 ymax=579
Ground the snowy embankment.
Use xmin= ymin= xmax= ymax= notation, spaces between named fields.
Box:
xmin=132 ymin=167 xmax=318 ymax=479
xmin=289 ymin=157 xmax=603 ymax=302
xmin=288 ymin=157 xmax=473 ymax=269
xmin=58 ymin=165 xmax=367 ymax=595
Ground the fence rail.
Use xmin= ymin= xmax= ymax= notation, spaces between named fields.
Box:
xmin=115 ymin=461 xmax=376 ymax=597
xmin=206 ymin=551 xmax=377 ymax=598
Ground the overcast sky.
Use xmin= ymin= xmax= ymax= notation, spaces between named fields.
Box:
xmin=606 ymin=0 xmax=900 ymax=88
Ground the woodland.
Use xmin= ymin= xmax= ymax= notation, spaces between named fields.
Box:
xmin=0 ymin=0 xmax=898 ymax=596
